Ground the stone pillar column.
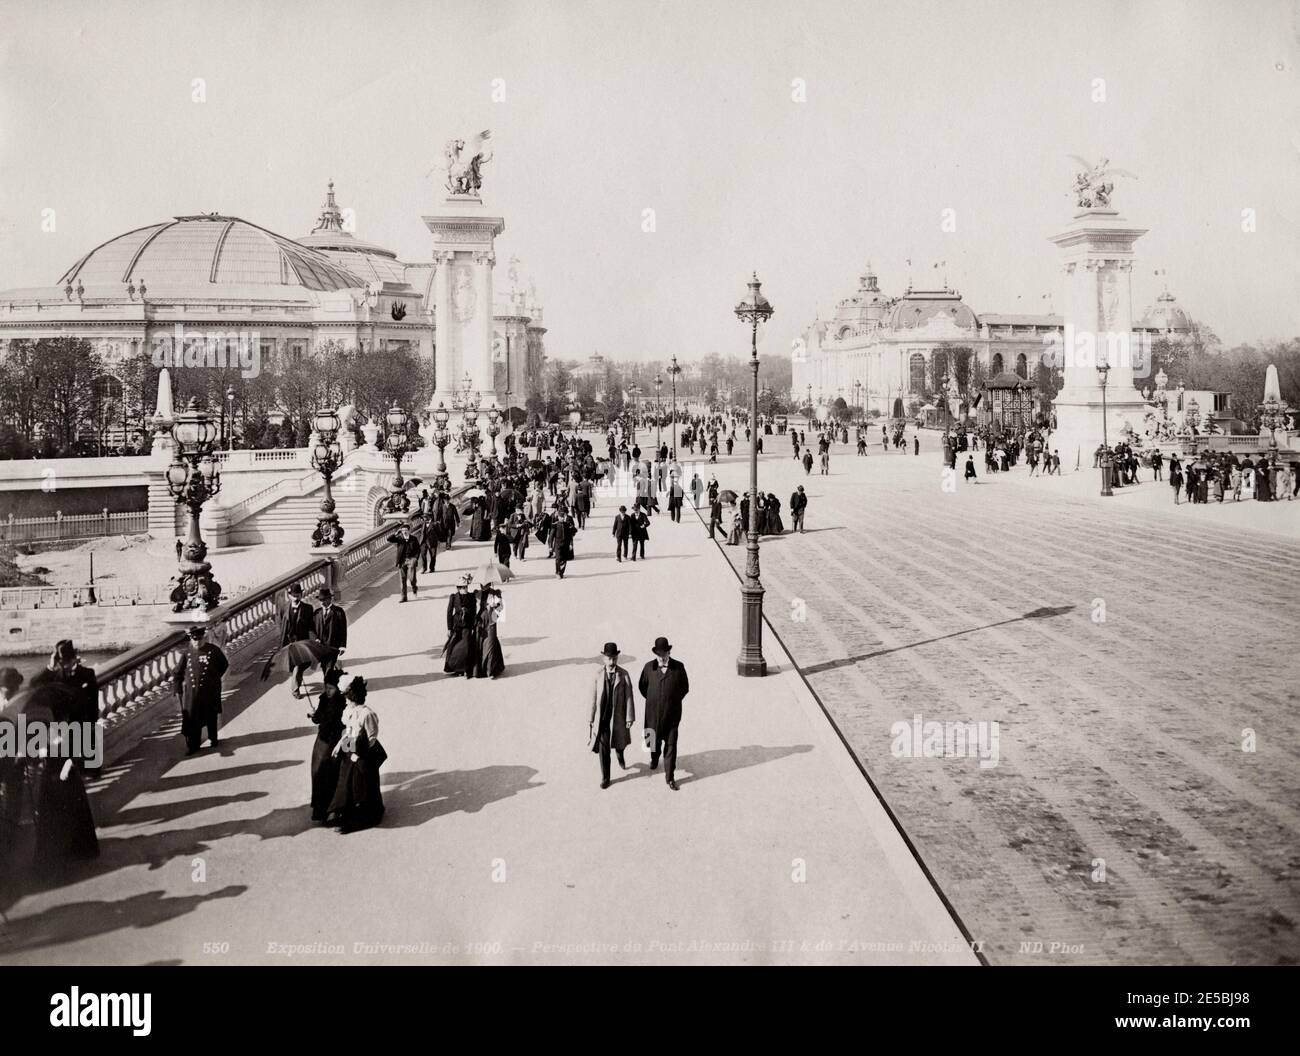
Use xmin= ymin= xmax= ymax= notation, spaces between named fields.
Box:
xmin=1049 ymin=207 xmax=1150 ymax=466
xmin=432 ymin=250 xmax=455 ymax=405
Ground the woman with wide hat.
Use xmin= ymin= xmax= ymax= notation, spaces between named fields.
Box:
xmin=327 ymin=677 xmax=386 ymax=832
xmin=443 ymin=573 xmax=480 ymax=677
xmin=476 ymin=585 xmax=506 ymax=679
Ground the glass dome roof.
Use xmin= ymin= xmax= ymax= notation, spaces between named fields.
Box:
xmin=59 ymin=214 xmax=365 ymax=292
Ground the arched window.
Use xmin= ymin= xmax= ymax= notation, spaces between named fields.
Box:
xmin=991 ymin=352 xmax=1004 ymax=375
xmin=1015 ymin=352 xmax=1028 ymax=379
xmin=908 ymin=352 xmax=926 ymax=393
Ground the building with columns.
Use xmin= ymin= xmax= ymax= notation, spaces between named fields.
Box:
xmin=794 ymin=263 xmax=1191 ymax=419
xmin=0 ymin=181 xmax=548 ymax=413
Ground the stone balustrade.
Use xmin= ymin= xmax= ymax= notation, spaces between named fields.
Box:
xmin=89 ymin=483 xmax=470 ymax=766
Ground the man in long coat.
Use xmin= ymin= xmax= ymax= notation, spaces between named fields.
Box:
xmin=174 ymin=625 xmax=229 ymax=755
xmin=588 ymin=642 xmax=635 ymax=788
xmin=638 ymin=636 xmax=689 ymax=791
xmin=387 ymin=521 xmax=422 ymax=602
xmin=314 ymin=588 xmax=348 ymax=677
xmin=552 ymin=510 xmax=575 ymax=579
xmin=612 ymin=504 xmax=631 ymax=562
xmin=280 ymin=582 xmax=316 ymax=697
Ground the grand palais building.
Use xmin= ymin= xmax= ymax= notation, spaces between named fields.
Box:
xmin=0 ymin=182 xmax=548 ymax=406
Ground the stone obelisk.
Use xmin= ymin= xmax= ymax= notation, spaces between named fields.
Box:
xmin=1050 ymin=163 xmax=1150 ymax=468
xmin=425 ymin=131 xmax=504 ymax=409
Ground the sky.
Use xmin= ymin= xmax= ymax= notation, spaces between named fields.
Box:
xmin=0 ymin=0 xmax=1297 ymax=362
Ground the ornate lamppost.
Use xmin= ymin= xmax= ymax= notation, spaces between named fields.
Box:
xmin=225 ymin=384 xmax=236 ymax=452
xmin=854 ymin=379 xmax=862 ymax=425
xmin=734 ymin=272 xmax=773 ymax=677
xmin=668 ymin=354 xmax=682 ymax=457
xmin=383 ymin=404 xmax=412 ymax=514
xmin=628 ymin=383 xmax=641 ymax=445
xmin=166 ymin=397 xmax=223 ymax=613
xmin=1259 ymin=393 xmax=1291 ymax=467
xmin=461 ymin=393 xmax=482 ymax=481
xmin=655 ymin=373 xmax=663 ymax=453
xmin=806 ymin=383 xmax=813 ymax=422
xmin=431 ymin=401 xmax=452 ymax=492
xmin=1097 ymin=360 xmax=1112 ymax=497
xmin=310 ymin=408 xmax=345 ymax=547
xmin=486 ymin=402 xmax=501 ymax=460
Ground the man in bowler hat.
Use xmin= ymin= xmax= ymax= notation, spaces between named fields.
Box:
xmin=638 ymin=636 xmax=689 ymax=790
xmin=588 ymin=643 xmax=635 ymax=789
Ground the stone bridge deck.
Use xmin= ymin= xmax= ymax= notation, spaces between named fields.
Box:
xmin=0 ymin=462 xmax=974 ymax=965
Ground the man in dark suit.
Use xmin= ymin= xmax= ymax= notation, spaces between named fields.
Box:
xmin=588 ymin=642 xmax=635 ymax=788
xmin=387 ymin=520 xmax=422 ymax=602
xmin=32 ymin=638 xmax=98 ymax=726
xmin=173 ymin=625 xmax=228 ymax=755
xmin=612 ymin=504 xmax=631 ymax=562
xmin=630 ymin=507 xmax=649 ymax=560
xmin=280 ymin=582 xmax=316 ymax=698
xmin=789 ymin=485 xmax=808 ymax=533
xmin=667 ymin=475 xmax=685 ymax=522
xmin=314 ymin=588 xmax=348 ymax=678
xmin=638 ymin=636 xmax=689 ymax=791
xmin=708 ymin=495 xmax=723 ymax=539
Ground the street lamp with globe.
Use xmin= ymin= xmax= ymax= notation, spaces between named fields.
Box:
xmin=431 ymin=401 xmax=452 ymax=492
xmin=1097 ymin=360 xmax=1112 ymax=497
xmin=734 ymin=272 xmax=773 ymax=677
xmin=310 ymin=408 xmax=345 ymax=547
xmin=383 ymin=405 xmax=412 ymax=514
xmin=166 ymin=397 xmax=223 ymax=613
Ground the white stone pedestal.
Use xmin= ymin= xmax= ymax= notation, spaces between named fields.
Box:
xmin=1049 ymin=208 xmax=1150 ymax=468
xmin=424 ymin=195 xmax=505 ymax=406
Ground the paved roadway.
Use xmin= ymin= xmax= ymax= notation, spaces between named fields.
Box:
xmin=704 ymin=426 xmax=1300 ymax=964
xmin=0 ymin=453 xmax=975 ymax=966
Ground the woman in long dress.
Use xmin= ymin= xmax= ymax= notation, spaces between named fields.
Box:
xmin=766 ymin=493 xmax=784 ymax=535
xmin=476 ymin=587 xmax=506 ymax=678
xmin=443 ymin=575 xmax=480 ymax=677
xmin=469 ymin=496 xmax=492 ymax=541
xmin=32 ymin=738 xmax=99 ymax=876
xmin=309 ymin=668 xmax=346 ymax=822
xmin=328 ymin=677 xmax=385 ymax=833
xmin=726 ymin=503 xmax=743 ymax=545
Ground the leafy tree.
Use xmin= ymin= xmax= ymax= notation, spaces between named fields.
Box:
xmin=33 ymin=337 xmax=103 ymax=453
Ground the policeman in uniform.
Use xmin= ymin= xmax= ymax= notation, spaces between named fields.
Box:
xmin=173 ymin=625 xmax=229 ymax=755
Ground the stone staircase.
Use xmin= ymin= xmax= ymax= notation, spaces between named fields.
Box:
xmin=226 ymin=478 xmax=379 ymax=545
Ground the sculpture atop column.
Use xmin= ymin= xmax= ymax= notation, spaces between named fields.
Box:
xmin=425 ymin=131 xmax=505 ymax=410
xmin=443 ymin=130 xmax=493 ymax=197
xmin=1049 ymin=158 xmax=1150 ymax=466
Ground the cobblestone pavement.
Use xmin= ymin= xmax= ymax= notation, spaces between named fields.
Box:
xmin=704 ymin=428 xmax=1300 ymax=965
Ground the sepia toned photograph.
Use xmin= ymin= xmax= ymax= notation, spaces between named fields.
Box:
xmin=0 ymin=0 xmax=1296 ymax=1007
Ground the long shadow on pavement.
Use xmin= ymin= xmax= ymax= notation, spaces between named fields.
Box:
xmin=800 ymin=605 xmax=1077 ymax=675
xmin=675 ymin=744 xmax=814 ymax=786
xmin=381 ymin=765 xmax=542 ymax=821
xmin=0 ymin=886 xmax=248 ymax=957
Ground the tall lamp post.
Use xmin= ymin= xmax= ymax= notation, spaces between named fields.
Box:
xmin=166 ymin=397 xmax=223 ymax=613
xmin=655 ymin=373 xmax=663 ymax=453
xmin=462 ymin=394 xmax=481 ymax=481
xmin=854 ymin=380 xmax=862 ymax=426
xmin=310 ymin=408 xmax=344 ymax=547
xmin=486 ymin=402 xmax=501 ymax=460
xmin=431 ymin=401 xmax=452 ymax=492
xmin=668 ymin=354 xmax=682 ymax=457
xmin=734 ymin=272 xmax=773 ymax=678
xmin=1259 ymin=394 xmax=1290 ymax=468
xmin=628 ymin=383 xmax=641 ymax=445
xmin=1097 ymin=361 xmax=1112 ymax=497
xmin=225 ymin=384 xmax=235 ymax=452
xmin=383 ymin=404 xmax=412 ymax=513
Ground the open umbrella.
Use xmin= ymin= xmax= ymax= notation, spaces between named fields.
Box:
xmin=497 ymin=487 xmax=523 ymax=505
xmin=259 ymin=639 xmax=335 ymax=682
xmin=718 ymin=489 xmax=739 ymax=504
xmin=400 ymin=477 xmax=426 ymax=492
xmin=474 ymin=560 xmax=515 ymax=585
